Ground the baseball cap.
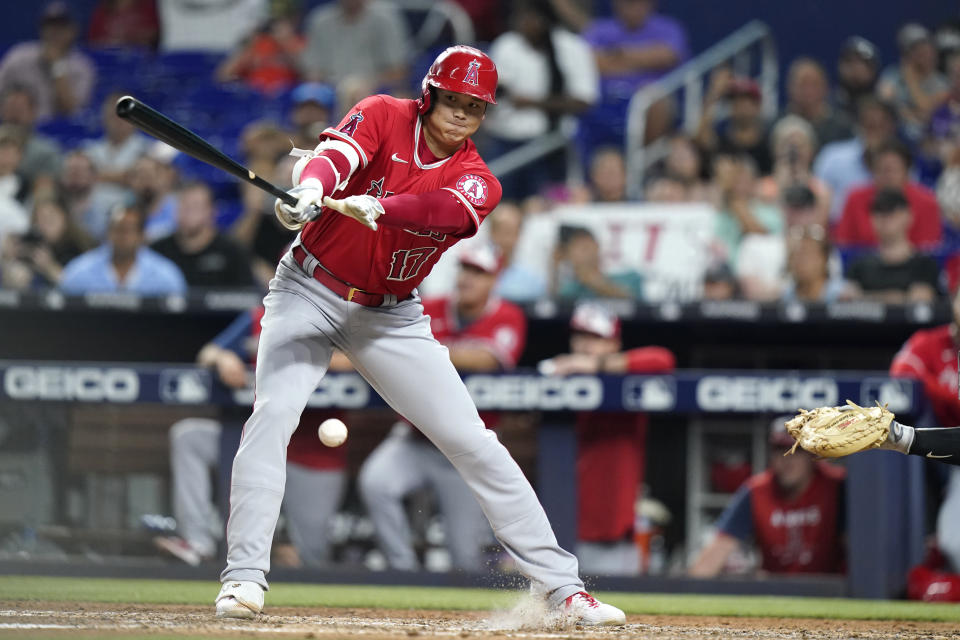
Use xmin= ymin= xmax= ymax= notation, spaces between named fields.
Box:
xmin=897 ymin=23 xmax=933 ymax=53
xmin=40 ymin=1 xmax=73 ymax=25
xmin=728 ymin=77 xmax=761 ymax=102
xmin=840 ymin=36 xmax=879 ymax=65
xmin=870 ymin=188 xmax=909 ymax=216
xmin=458 ymin=243 xmax=500 ymax=274
xmin=769 ymin=415 xmax=796 ymax=448
xmin=291 ymin=83 xmax=336 ymax=110
xmin=570 ymin=303 xmax=621 ymax=339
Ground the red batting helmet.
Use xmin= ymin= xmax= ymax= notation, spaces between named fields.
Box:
xmin=418 ymin=45 xmax=498 ymax=114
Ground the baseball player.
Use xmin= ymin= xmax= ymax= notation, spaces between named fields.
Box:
xmin=538 ymin=304 xmax=675 ymax=575
xmin=158 ymin=306 xmax=349 ymax=567
xmin=359 ymin=243 xmax=524 ymax=572
xmin=214 ymin=46 xmax=625 ymax=625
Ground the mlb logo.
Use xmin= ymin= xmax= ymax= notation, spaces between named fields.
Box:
xmin=160 ymin=369 xmax=211 ymax=404
xmin=859 ymin=378 xmax=913 ymax=414
xmin=622 ymin=376 xmax=676 ymax=411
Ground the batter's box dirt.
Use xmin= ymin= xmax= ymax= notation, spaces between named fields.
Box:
xmin=0 ymin=602 xmax=958 ymax=639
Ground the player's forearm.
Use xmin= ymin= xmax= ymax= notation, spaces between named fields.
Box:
xmin=377 ymin=190 xmax=474 ymax=235
xmin=689 ymin=534 xmax=738 ymax=578
xmin=882 ymin=420 xmax=960 ymax=465
xmin=447 ymin=346 xmax=500 ymax=372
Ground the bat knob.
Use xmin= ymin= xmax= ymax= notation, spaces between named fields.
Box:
xmin=115 ymin=95 xmax=137 ymax=117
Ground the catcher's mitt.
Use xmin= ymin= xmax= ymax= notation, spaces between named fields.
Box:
xmin=785 ymin=400 xmax=893 ymax=457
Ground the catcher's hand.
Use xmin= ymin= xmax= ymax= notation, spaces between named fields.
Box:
xmin=274 ymin=178 xmax=324 ymax=230
xmin=322 ymin=195 xmax=384 ymax=231
xmin=785 ymin=400 xmax=894 ymax=457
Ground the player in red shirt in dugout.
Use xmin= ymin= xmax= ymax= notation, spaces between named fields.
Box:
xmin=538 ymin=303 xmax=676 ymax=575
xmin=214 ymin=45 xmax=626 ymax=625
xmin=689 ymin=418 xmax=846 ymax=577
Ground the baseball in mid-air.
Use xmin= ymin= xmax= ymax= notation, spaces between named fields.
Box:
xmin=318 ymin=418 xmax=348 ymax=447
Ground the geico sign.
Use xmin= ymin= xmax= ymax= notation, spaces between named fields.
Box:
xmin=234 ymin=374 xmax=370 ymax=408
xmin=696 ymin=376 xmax=837 ymax=412
xmin=467 ymin=375 xmax=602 ymax=410
xmin=3 ymin=366 xmax=139 ymax=402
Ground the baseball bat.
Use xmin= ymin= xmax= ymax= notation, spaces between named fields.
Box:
xmin=115 ymin=95 xmax=297 ymax=207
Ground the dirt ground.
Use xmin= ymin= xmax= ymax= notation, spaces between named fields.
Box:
xmin=1 ymin=602 xmax=958 ymax=639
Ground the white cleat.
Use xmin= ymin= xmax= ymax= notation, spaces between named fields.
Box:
xmin=562 ymin=591 xmax=626 ymax=626
xmin=215 ymin=580 xmax=264 ymax=619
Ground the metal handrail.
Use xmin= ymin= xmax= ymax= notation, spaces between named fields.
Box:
xmin=625 ymin=20 xmax=778 ymax=198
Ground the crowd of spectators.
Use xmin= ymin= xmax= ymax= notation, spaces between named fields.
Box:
xmin=0 ymin=1 xmax=956 ymax=309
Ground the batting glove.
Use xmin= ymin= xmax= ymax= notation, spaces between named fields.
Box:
xmin=274 ymin=178 xmax=324 ymax=230
xmin=322 ymin=195 xmax=384 ymax=231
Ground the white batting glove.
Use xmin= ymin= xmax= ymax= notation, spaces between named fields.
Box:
xmin=274 ymin=178 xmax=324 ymax=230
xmin=322 ymin=195 xmax=384 ymax=231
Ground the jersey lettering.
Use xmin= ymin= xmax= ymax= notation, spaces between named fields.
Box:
xmin=339 ymin=111 xmax=364 ymax=137
xmin=404 ymin=229 xmax=447 ymax=242
xmin=463 ymin=60 xmax=481 ymax=86
xmin=386 ymin=247 xmax=438 ymax=281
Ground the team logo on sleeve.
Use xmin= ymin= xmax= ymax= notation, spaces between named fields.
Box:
xmin=339 ymin=111 xmax=364 ymax=137
xmin=456 ymin=174 xmax=488 ymax=206
xmin=463 ymin=60 xmax=481 ymax=86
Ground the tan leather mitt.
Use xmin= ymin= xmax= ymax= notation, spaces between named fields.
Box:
xmin=785 ymin=400 xmax=893 ymax=457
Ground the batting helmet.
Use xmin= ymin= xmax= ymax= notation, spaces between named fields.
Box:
xmin=418 ymin=45 xmax=497 ymax=114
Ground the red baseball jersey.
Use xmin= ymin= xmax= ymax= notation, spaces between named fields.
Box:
xmin=890 ymin=325 xmax=960 ymax=428
xmin=576 ymin=347 xmax=676 ymax=542
xmin=300 ymin=95 xmax=502 ymax=298
xmin=747 ymin=463 xmax=845 ymax=574
xmin=422 ymin=296 xmax=527 ymax=368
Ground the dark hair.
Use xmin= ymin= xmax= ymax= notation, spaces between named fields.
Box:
xmin=558 ymin=225 xmax=594 ymax=246
xmin=870 ymin=187 xmax=909 ymax=214
xmin=783 ymin=183 xmax=817 ymax=209
xmin=178 ymin=179 xmax=214 ymax=199
xmin=856 ymin=95 xmax=898 ymax=123
xmin=109 ymin=202 xmax=147 ymax=232
xmin=867 ymin=139 xmax=912 ymax=169
xmin=515 ymin=0 xmax=564 ymax=127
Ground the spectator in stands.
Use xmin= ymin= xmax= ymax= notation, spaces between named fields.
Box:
xmin=833 ymin=140 xmax=941 ymax=249
xmin=60 ymin=204 xmax=186 ymax=295
xmin=155 ymin=305 xmax=350 ymax=567
xmin=288 ymin=82 xmax=337 ymax=151
xmin=58 ymin=150 xmax=127 ymax=242
xmin=0 ymin=85 xmax=60 ymax=191
xmin=931 ymin=52 xmax=960 ymax=167
xmin=711 ymin=154 xmax=783 ymax=267
xmin=0 ymin=125 xmax=28 ymax=206
xmin=1 ymin=196 xmax=90 ymax=290
xmin=0 ymin=3 xmax=95 ymax=122
xmin=538 ymin=303 xmax=675 ymax=575
xmin=584 ymin=146 xmax=629 ymax=203
xmin=845 ymin=188 xmax=940 ymax=303
xmin=757 ymin=115 xmax=831 ymax=226
xmin=661 ymin=134 xmax=709 ymax=200
xmin=879 ymin=23 xmax=949 ymax=142
xmin=645 ymin=173 xmax=691 ymax=203
xmin=814 ymin=97 xmax=899 ymax=221
xmin=938 ymin=146 xmax=960 ymax=251
xmin=696 ymin=71 xmax=772 ymax=175
xmin=552 ymin=226 xmax=643 ymax=300
xmin=783 ymin=58 xmax=853 ymax=148
xmin=582 ymin=0 xmax=689 ymax=146
xmin=87 ymin=0 xmax=160 ymax=49
xmin=128 ymin=152 xmax=179 ymax=242
xmin=488 ymin=201 xmax=547 ymax=302
xmin=216 ymin=14 xmax=304 ymax=94
xmin=301 ymin=0 xmax=411 ymax=95
xmin=359 ymin=245 xmax=524 ymax=572
xmin=151 ymin=182 xmax=254 ymax=289
xmin=781 ymin=224 xmax=848 ymax=303
xmin=890 ymin=288 xmax=960 ymax=577
xmin=689 ymin=417 xmax=846 ymax=577
xmin=83 ymin=92 xmax=150 ymax=194
xmin=486 ymin=0 xmax=599 ymax=199
xmin=701 ymin=261 xmax=739 ymax=300
xmin=835 ymin=36 xmax=881 ymax=120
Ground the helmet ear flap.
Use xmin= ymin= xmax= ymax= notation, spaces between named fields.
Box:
xmin=418 ymin=85 xmax=437 ymax=115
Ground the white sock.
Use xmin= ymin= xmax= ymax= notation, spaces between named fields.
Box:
xmin=879 ymin=420 xmax=914 ymax=454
